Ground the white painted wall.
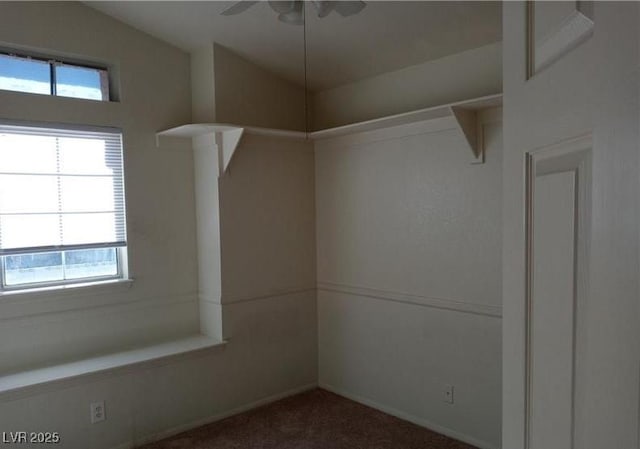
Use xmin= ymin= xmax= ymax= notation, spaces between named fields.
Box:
xmin=191 ymin=45 xmax=216 ymax=122
xmin=312 ymin=42 xmax=502 ymax=130
xmin=1 ymin=293 xmax=317 ymax=449
xmin=0 ymin=1 xmax=198 ymax=374
xmin=0 ymin=3 xmax=317 ymax=447
xmin=315 ymin=115 xmax=503 ymax=449
xmin=220 ymin=134 xmax=316 ymax=304
xmin=502 ymin=2 xmax=640 ymax=449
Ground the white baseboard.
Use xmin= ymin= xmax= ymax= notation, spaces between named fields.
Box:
xmin=110 ymin=382 xmax=318 ymax=449
xmin=319 ymin=383 xmax=499 ymax=449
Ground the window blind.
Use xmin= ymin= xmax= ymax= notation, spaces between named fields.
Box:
xmin=0 ymin=123 xmax=126 ymax=255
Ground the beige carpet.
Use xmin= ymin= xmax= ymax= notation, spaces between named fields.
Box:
xmin=138 ymin=389 xmax=478 ymax=449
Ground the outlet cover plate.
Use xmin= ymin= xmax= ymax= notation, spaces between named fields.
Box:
xmin=90 ymin=401 xmax=106 ymax=424
xmin=443 ymin=384 xmax=454 ymax=404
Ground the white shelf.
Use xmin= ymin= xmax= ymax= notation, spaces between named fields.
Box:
xmin=308 ymin=94 xmax=501 ymax=140
xmin=156 ymin=123 xmax=306 ymax=141
xmin=156 ymin=93 xmax=502 ymax=166
xmin=156 ymin=123 xmax=240 ymax=139
xmin=244 ymin=126 xmax=306 ymax=139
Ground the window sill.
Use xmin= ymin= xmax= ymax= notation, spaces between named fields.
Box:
xmin=0 ymin=334 xmax=226 ymax=401
xmin=0 ymin=277 xmax=134 ymax=298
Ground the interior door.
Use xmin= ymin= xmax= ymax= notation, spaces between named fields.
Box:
xmin=502 ymin=3 xmax=640 ymax=449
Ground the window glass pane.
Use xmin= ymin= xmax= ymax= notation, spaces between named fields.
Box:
xmin=64 ymin=248 xmax=117 ymax=279
xmin=55 ymin=64 xmax=107 ymax=101
xmin=0 ymin=54 xmax=51 ymax=95
xmin=4 ymin=252 xmax=63 ymax=286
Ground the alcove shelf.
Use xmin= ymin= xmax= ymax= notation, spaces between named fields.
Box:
xmin=156 ymin=93 xmax=502 ymax=171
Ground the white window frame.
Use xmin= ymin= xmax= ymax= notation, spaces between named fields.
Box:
xmin=0 ymin=248 xmax=128 ymax=292
xmin=0 ymin=121 xmax=129 ymax=292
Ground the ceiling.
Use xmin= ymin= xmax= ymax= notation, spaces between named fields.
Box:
xmin=86 ymin=1 xmax=501 ymax=92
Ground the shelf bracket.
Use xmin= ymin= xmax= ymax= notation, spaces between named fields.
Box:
xmin=156 ymin=124 xmax=245 ymax=177
xmin=450 ymin=106 xmax=484 ymax=164
xmin=216 ymin=128 xmax=243 ymax=175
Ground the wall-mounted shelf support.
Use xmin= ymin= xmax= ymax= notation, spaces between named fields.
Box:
xmin=218 ymin=128 xmax=243 ymax=175
xmin=450 ymin=106 xmax=483 ymax=164
xmin=156 ymin=124 xmax=245 ymax=176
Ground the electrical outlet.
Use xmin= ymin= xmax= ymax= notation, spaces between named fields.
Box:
xmin=443 ymin=384 xmax=454 ymax=404
xmin=90 ymin=401 xmax=106 ymax=424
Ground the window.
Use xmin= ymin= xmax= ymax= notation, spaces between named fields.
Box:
xmin=0 ymin=123 xmax=127 ymax=290
xmin=0 ymin=52 xmax=109 ymax=101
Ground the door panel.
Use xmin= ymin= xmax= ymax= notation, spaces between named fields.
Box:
xmin=527 ymin=139 xmax=591 ymax=449
xmin=530 ymin=170 xmax=576 ymax=449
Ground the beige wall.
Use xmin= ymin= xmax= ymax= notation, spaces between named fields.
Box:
xmin=220 ymin=134 xmax=316 ymax=302
xmin=191 ymin=45 xmax=216 ymax=122
xmin=312 ymin=42 xmax=502 ymax=130
xmin=0 ymin=3 xmax=317 ymax=448
xmin=315 ymin=116 xmax=503 ymax=449
xmin=214 ymin=44 xmax=307 ymax=131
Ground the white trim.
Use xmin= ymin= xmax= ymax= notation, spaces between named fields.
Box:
xmin=319 ymin=383 xmax=498 ymax=449
xmin=109 ymin=383 xmax=318 ymax=449
xmin=0 ymin=334 xmax=226 ymax=401
xmin=317 ymin=281 xmax=502 ymax=318
xmin=199 ymin=286 xmax=317 ymax=306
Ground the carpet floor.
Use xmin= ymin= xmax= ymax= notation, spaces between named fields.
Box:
xmin=138 ymin=388 xmax=478 ymax=449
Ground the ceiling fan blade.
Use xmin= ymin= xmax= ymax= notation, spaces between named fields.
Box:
xmin=221 ymin=1 xmax=259 ymax=16
xmin=269 ymin=1 xmax=296 ymax=14
xmin=277 ymin=1 xmax=304 ymax=25
xmin=312 ymin=1 xmax=334 ymax=18
xmin=334 ymin=1 xmax=366 ymax=17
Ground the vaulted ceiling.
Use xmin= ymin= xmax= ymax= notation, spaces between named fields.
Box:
xmin=87 ymin=1 xmax=501 ymax=91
